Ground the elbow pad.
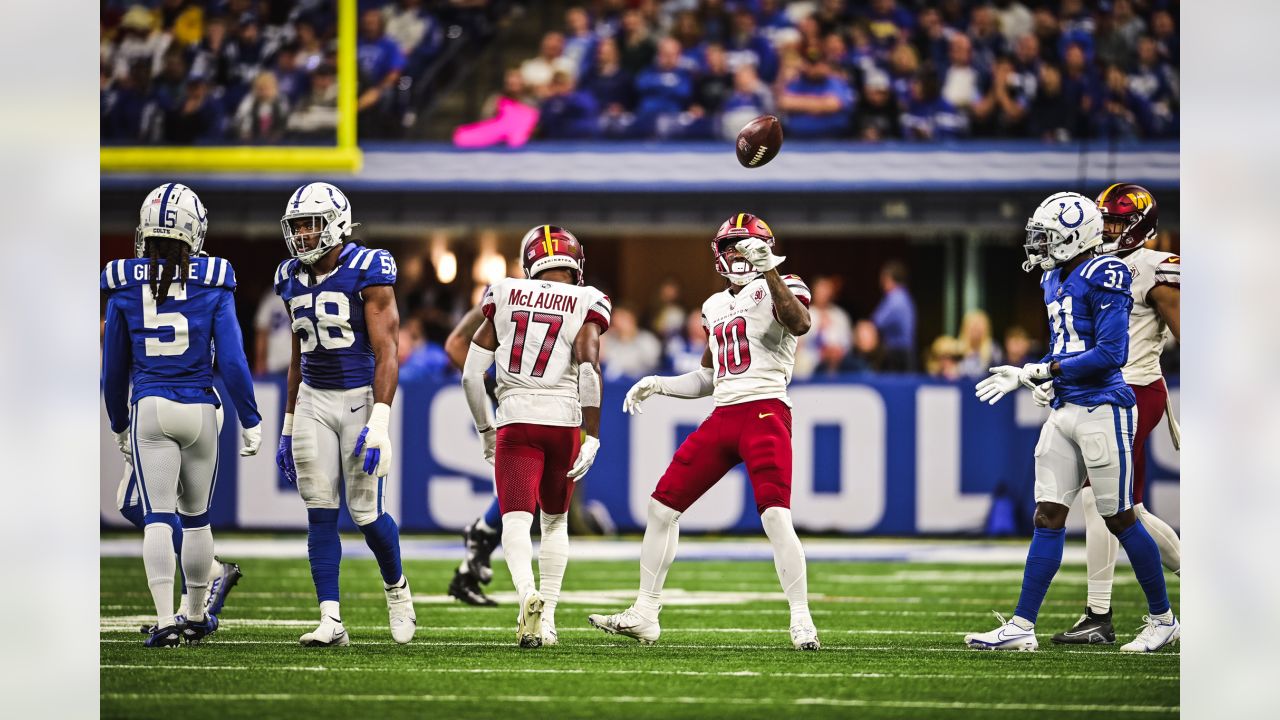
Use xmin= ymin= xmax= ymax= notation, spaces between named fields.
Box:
xmin=462 ymin=342 xmax=497 ymax=432
xmin=656 ymin=366 xmax=715 ymax=399
xmin=578 ymin=363 xmax=602 ymax=408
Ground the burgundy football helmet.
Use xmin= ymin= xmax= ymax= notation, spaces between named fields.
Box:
xmin=1096 ymin=183 xmax=1159 ymax=253
xmin=520 ymin=225 xmax=585 ymax=285
xmin=712 ymin=212 xmax=776 ymax=285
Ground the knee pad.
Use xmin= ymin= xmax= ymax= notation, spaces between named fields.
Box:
xmin=646 ymin=498 xmax=681 ymax=528
xmin=349 ymin=506 xmax=381 ymax=527
xmin=540 ymin=511 xmax=568 ymax=534
xmin=760 ymin=506 xmax=794 ymax=537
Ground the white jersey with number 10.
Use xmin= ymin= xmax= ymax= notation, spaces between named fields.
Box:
xmin=701 ymin=274 xmax=812 ymax=408
xmin=481 ymin=277 xmax=612 ymax=428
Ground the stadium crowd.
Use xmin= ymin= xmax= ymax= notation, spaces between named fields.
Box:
xmin=100 ymin=1 xmax=455 ymax=143
xmin=488 ymin=0 xmax=1179 ymax=142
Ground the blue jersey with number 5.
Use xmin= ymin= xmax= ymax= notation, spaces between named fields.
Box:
xmin=274 ymin=243 xmax=397 ymax=390
xmin=100 ymin=256 xmax=261 ymax=433
xmin=1040 ymin=255 xmax=1136 ymax=409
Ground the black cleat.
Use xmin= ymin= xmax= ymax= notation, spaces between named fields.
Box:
xmin=462 ymin=521 xmax=500 ymax=585
xmin=144 ymin=625 xmax=182 ymax=648
xmin=182 ymin=614 xmax=219 ymax=645
xmin=1052 ymin=607 xmax=1116 ymax=645
xmin=449 ymin=569 xmax=498 ymax=607
xmin=206 ymin=557 xmax=243 ymax=616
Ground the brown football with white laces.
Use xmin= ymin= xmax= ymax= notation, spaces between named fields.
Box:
xmin=735 ymin=115 xmax=783 ymax=168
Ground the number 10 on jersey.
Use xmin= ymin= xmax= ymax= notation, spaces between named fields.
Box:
xmin=712 ymin=317 xmax=751 ymax=377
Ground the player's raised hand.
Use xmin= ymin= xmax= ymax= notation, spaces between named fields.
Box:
xmin=115 ymin=430 xmax=132 ymax=460
xmin=240 ymin=423 xmax=262 ymax=457
xmin=975 ymin=366 xmax=1023 ymax=405
xmin=481 ymin=426 xmax=497 ymax=466
xmin=353 ymin=403 xmax=394 ymax=477
xmin=735 ymin=237 xmax=786 ymax=273
xmin=568 ymin=435 xmax=600 ymax=481
xmin=623 ymin=376 xmax=662 ymax=414
xmin=1032 ymin=381 xmax=1054 ymax=408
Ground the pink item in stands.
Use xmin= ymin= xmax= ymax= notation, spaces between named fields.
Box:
xmin=452 ymin=98 xmax=540 ymax=148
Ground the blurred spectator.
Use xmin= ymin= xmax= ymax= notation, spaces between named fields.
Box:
xmin=357 ymin=8 xmax=406 ymax=116
xmin=603 ymin=306 xmax=662 ymax=380
xmin=295 ymin=20 xmax=326 ymax=72
xmin=725 ymin=9 xmax=779 ymax=83
xmin=234 ymin=71 xmax=290 ymax=142
xmin=1151 ymin=10 xmax=1178 ymax=65
xmin=1027 ymin=63 xmax=1073 ymax=141
xmin=522 ymin=32 xmax=577 ymax=98
xmin=1110 ymin=0 xmax=1148 ymax=57
xmin=398 ymin=316 xmax=452 ymax=382
xmin=994 ymin=0 xmax=1034 ymax=46
xmin=286 ymin=62 xmax=339 ymax=139
xmin=158 ymin=0 xmax=204 ymax=46
xmin=971 ymin=57 xmax=1030 ymax=137
xmin=956 ymin=309 xmax=1004 ymax=377
xmin=941 ymin=34 xmax=987 ymax=114
xmin=102 ymin=62 xmax=151 ymax=142
xmin=1093 ymin=64 xmax=1150 ymax=140
xmin=563 ymin=6 xmax=599 ymax=80
xmin=694 ymin=43 xmax=734 ymax=116
xmin=1060 ymin=42 xmax=1099 ymax=125
xmin=582 ymin=39 xmax=635 ymax=137
xmin=634 ymin=38 xmax=694 ymax=137
xmin=664 ymin=310 xmax=709 ymax=375
xmin=649 ymin=277 xmax=686 ymax=340
xmin=1129 ymin=36 xmax=1178 ymax=137
xmin=864 ymin=0 xmax=916 ymax=46
xmin=150 ymin=47 xmax=190 ymax=114
xmin=854 ymin=69 xmax=900 ymax=141
xmin=719 ymin=66 xmax=774 ymax=141
xmin=227 ymin=13 xmax=276 ymax=93
xmin=967 ymin=4 xmax=1007 ymax=69
xmin=483 ymin=67 xmax=537 ymax=118
xmin=912 ymin=8 xmax=951 ymax=70
xmin=189 ymin=15 xmax=233 ymax=88
xmin=254 ymin=289 xmax=292 ymax=377
xmin=872 ymin=260 xmax=916 ymax=371
xmin=1003 ymin=325 xmax=1034 ymax=367
xmin=843 ymin=319 xmax=884 ymax=374
xmin=777 ymin=54 xmax=854 ymax=139
xmin=887 ymin=41 xmax=921 ymax=106
xmin=272 ymin=43 xmax=310 ymax=107
xmin=797 ymin=276 xmax=853 ymax=377
xmin=619 ymin=10 xmax=657 ymax=76
xmin=539 ymin=71 xmax=599 ymax=139
xmin=925 ymin=336 xmax=964 ymax=381
xmin=384 ymin=0 xmax=441 ymax=70
xmin=107 ymin=6 xmax=169 ymax=80
xmin=160 ymin=75 xmax=223 ymax=143
xmin=901 ymin=69 xmax=968 ymax=141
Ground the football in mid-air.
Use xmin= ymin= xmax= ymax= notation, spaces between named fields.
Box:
xmin=736 ymin=115 xmax=783 ymax=168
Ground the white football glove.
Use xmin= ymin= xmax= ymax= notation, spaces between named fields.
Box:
xmin=353 ymin=403 xmax=394 ymax=477
xmin=976 ymin=363 xmax=1054 ymax=405
xmin=115 ymin=430 xmax=132 ymax=461
xmin=1032 ymin=381 xmax=1055 ymax=408
xmin=735 ymin=237 xmax=786 ymax=273
xmin=240 ymin=423 xmax=262 ymax=457
xmin=480 ymin=426 xmax=497 ymax=466
xmin=623 ymin=376 xmax=662 ymax=415
xmin=567 ymin=435 xmax=600 ymax=482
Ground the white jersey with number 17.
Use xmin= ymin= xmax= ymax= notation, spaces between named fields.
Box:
xmin=701 ymin=274 xmax=812 ymax=407
xmin=481 ymin=277 xmax=611 ymax=427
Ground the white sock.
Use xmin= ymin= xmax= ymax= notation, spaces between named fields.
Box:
xmin=760 ymin=507 xmax=812 ymax=626
xmin=1081 ymin=486 xmax=1117 ymax=615
xmin=143 ymin=522 xmax=177 ymax=629
xmin=502 ymin=511 xmax=537 ymax=598
xmin=1012 ymin=615 xmax=1035 ymax=630
xmin=208 ymin=555 xmax=223 ymax=579
xmin=1136 ymin=504 xmax=1181 ymax=574
xmin=635 ymin=498 xmax=681 ymax=620
xmin=181 ymin=525 xmax=215 ymax=621
xmin=538 ymin=512 xmax=569 ymax=624
xmin=320 ymin=600 xmax=341 ymax=621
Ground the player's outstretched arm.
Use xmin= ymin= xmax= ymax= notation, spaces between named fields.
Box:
xmin=763 ymin=269 xmax=811 ymax=336
xmin=570 ymin=322 xmax=604 ymax=480
xmin=445 ymin=304 xmax=486 ymax=371
xmin=212 ymin=291 xmax=264 ymax=455
xmin=1149 ymin=284 xmax=1180 ymax=342
xmin=101 ymin=296 xmax=133 ymax=453
xmin=462 ymin=319 xmax=499 ymax=465
xmin=622 ymin=346 xmax=715 ymax=414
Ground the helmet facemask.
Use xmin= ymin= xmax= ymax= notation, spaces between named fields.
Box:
xmin=714 ymin=234 xmax=761 ymax=286
xmin=282 ymin=212 xmax=341 ymax=265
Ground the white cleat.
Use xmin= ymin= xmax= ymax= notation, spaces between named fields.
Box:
xmin=790 ymin=623 xmax=821 ymax=651
xmin=1120 ymin=614 xmax=1180 ymax=652
xmin=299 ymin=615 xmax=350 ymax=647
xmin=540 ymin=617 xmax=559 ymax=647
xmin=517 ymin=591 xmax=545 ymax=648
xmin=964 ymin=611 xmax=1039 ymax=651
xmin=587 ymin=606 xmax=661 ymax=645
xmin=385 ymin=576 xmax=417 ymax=644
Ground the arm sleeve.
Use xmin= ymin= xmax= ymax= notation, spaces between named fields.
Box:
xmin=462 ymin=342 xmax=497 ymax=431
xmin=1057 ymin=262 xmax=1134 ymax=380
xmin=101 ymin=295 xmax=133 ymax=434
xmin=355 ymin=248 xmax=398 ymax=292
xmin=655 ymin=366 xmax=715 ymax=399
xmin=212 ymin=290 xmax=262 ymax=428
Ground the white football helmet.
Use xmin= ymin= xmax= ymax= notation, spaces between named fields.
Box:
xmin=1022 ymin=191 xmax=1104 ymax=272
xmin=281 ymin=182 xmax=356 ymax=265
xmin=135 ymin=183 xmax=208 ymax=258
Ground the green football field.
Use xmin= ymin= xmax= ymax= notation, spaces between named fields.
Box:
xmin=100 ymin=540 xmax=1179 ymax=719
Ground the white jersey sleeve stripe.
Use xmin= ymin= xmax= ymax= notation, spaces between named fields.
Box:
xmin=215 ymin=258 xmax=228 ymax=286
xmin=203 ymin=258 xmax=217 ymax=284
xmin=360 ymin=248 xmax=378 ymax=270
xmin=104 ymin=265 xmax=117 ymax=288
xmin=348 ymin=248 xmax=366 ymax=269
xmin=116 ymin=259 xmax=128 ymax=286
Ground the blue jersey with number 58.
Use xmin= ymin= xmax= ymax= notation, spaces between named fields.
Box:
xmin=100 ymin=256 xmax=261 ymax=433
xmin=1040 ymin=255 xmax=1137 ymax=409
xmin=274 ymin=243 xmax=397 ymax=390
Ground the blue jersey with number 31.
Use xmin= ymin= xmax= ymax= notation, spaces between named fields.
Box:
xmin=1040 ymin=255 xmax=1136 ymax=409
xmin=274 ymin=243 xmax=398 ymax=390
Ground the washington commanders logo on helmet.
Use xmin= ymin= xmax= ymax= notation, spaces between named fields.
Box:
xmin=712 ymin=212 xmax=776 ymax=285
xmin=1096 ymin=182 xmax=1159 ymax=253
xmin=520 ymin=225 xmax=586 ymax=285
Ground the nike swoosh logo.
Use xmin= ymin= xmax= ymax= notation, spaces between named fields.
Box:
xmin=1101 ymin=303 xmax=1113 ymax=309
xmin=759 ymin=413 xmax=774 ymax=419
xmin=350 ymin=405 xmax=365 ymax=413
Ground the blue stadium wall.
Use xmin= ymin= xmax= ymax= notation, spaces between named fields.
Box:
xmin=100 ymin=375 xmax=1180 ymax=535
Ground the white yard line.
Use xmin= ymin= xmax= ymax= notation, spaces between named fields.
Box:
xmin=100 ymin=692 xmax=1177 ymax=714
xmin=100 ymin=664 xmax=1178 ymax=682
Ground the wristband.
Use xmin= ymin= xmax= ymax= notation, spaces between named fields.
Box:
xmin=281 ymin=412 xmax=294 ymax=436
